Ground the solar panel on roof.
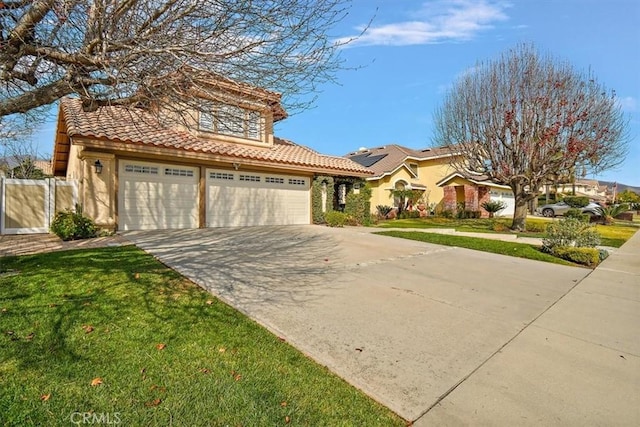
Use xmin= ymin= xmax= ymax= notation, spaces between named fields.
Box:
xmin=349 ymin=153 xmax=387 ymax=167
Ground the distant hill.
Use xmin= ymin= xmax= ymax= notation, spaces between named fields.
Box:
xmin=598 ymin=180 xmax=640 ymax=194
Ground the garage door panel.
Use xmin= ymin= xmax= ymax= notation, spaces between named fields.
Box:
xmin=119 ymin=161 xmax=198 ymax=231
xmin=206 ymin=169 xmax=310 ymax=227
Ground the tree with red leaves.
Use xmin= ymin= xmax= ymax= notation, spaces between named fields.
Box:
xmin=433 ymin=44 xmax=629 ymax=231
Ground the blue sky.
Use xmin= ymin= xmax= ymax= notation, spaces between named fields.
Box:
xmin=32 ymin=0 xmax=639 ymax=185
xmin=275 ymin=0 xmax=640 ymax=186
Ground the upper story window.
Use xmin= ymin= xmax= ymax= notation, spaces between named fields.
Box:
xmin=408 ymin=163 xmax=419 ymax=177
xmin=199 ymin=103 xmax=263 ymax=141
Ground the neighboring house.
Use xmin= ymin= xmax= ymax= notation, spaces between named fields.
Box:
xmin=345 ymin=144 xmax=456 ymax=212
xmin=543 ymin=178 xmax=609 ymax=203
xmin=0 ymin=156 xmax=52 ymax=178
xmin=52 ymin=76 xmax=371 ymax=231
xmin=435 ymin=172 xmax=515 ymax=217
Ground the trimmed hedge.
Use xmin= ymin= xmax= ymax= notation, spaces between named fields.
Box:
xmin=324 ymin=211 xmax=348 ymax=227
xmin=552 ymin=246 xmax=600 ymax=267
xmin=563 ymin=196 xmax=589 ymax=208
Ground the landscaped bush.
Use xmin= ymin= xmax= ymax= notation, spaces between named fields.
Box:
xmin=50 ymin=206 xmax=98 ymax=241
xmin=344 ymin=183 xmax=372 ymax=225
xmin=596 ymin=204 xmax=629 ymax=225
xmin=457 ymin=210 xmax=481 ymax=219
xmin=481 ymin=200 xmax=507 ymax=218
xmin=398 ymin=210 xmax=420 ymax=219
xmin=324 ymin=211 xmax=348 ymax=227
xmin=552 ymin=246 xmax=600 ymax=267
xmin=564 ymin=208 xmax=590 ymax=223
xmin=440 ymin=210 xmax=455 ymax=219
xmin=542 ymin=217 xmax=601 ymax=253
xmin=376 ymin=205 xmax=393 ymax=219
xmin=524 ymin=221 xmax=547 ymax=233
xmin=311 ymin=176 xmax=335 ymax=224
xmin=563 ymin=196 xmax=589 ymax=208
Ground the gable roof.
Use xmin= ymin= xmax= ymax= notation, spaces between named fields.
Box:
xmin=54 ymin=98 xmax=371 ymax=177
xmin=435 ymin=172 xmax=511 ymax=189
xmin=345 ymin=144 xmax=453 ymax=178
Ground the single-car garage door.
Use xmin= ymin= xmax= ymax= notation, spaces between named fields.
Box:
xmin=206 ymin=168 xmax=310 ymax=227
xmin=119 ymin=161 xmax=199 ymax=230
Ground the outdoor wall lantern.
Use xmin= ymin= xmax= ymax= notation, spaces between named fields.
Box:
xmin=94 ymin=159 xmax=103 ymax=174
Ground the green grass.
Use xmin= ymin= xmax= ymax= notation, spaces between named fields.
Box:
xmin=376 ymin=217 xmax=549 ymax=235
xmin=376 ymin=217 xmax=638 ymax=248
xmin=0 ymin=247 xmax=403 ymax=426
xmin=376 ymin=231 xmax=576 ymax=267
xmin=594 ymin=223 xmax=638 ymax=247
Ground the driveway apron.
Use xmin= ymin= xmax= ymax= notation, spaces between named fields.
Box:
xmin=125 ymin=225 xmax=589 ymax=422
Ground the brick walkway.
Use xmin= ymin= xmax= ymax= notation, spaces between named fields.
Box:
xmin=0 ymin=233 xmax=132 ymax=257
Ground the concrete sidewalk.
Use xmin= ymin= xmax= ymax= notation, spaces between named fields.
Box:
xmin=415 ymin=228 xmax=640 ymax=425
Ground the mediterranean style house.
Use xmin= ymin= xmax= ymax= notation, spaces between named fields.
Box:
xmin=345 ymin=144 xmax=515 ymax=217
xmin=52 ymin=75 xmax=371 ymax=231
xmin=345 ymin=144 xmax=456 ymax=211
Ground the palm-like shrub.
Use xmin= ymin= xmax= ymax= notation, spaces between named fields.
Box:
xmin=481 ymin=200 xmax=507 ymax=218
xmin=596 ymin=204 xmax=628 ymax=225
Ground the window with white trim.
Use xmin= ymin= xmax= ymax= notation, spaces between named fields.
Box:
xmin=210 ymin=172 xmax=234 ymax=180
xmin=164 ymin=168 xmax=194 ymax=177
xmin=199 ymin=101 xmax=263 ymax=141
xmin=288 ymin=178 xmax=306 ymax=186
xmin=125 ymin=164 xmax=158 ymax=175
xmin=239 ymin=174 xmax=261 ymax=182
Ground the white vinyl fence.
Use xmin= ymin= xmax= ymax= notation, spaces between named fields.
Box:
xmin=0 ymin=178 xmax=78 ymax=235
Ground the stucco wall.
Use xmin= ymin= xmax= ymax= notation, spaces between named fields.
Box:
xmin=367 ymin=158 xmax=455 ymax=213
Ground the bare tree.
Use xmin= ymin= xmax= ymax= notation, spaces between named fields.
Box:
xmin=0 ymin=108 xmax=50 ymax=178
xmin=0 ymin=0 xmax=356 ymax=118
xmin=433 ymin=44 xmax=629 ymax=231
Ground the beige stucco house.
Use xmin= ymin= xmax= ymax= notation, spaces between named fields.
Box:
xmin=52 ymin=76 xmax=371 ymax=231
xmin=345 ymin=144 xmax=457 ymax=212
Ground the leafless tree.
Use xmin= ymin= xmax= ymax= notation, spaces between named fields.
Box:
xmin=1 ymin=0 xmax=358 ymax=119
xmin=0 ymin=107 xmax=50 ymax=178
xmin=433 ymin=44 xmax=629 ymax=231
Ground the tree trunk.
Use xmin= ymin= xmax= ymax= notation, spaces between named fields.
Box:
xmin=511 ymin=201 xmax=528 ymax=231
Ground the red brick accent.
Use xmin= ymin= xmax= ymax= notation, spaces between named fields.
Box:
xmin=443 ymin=186 xmax=457 ymax=212
xmin=464 ymin=185 xmax=478 ymax=211
xmin=478 ymin=186 xmax=490 ymax=218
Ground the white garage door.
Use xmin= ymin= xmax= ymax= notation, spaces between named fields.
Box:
xmin=490 ymin=189 xmax=515 ymax=216
xmin=119 ymin=161 xmax=199 ymax=231
xmin=206 ymin=168 xmax=310 ymax=227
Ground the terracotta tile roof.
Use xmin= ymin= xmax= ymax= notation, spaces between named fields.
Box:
xmin=59 ymin=97 xmax=371 ymax=175
xmin=346 ymin=144 xmax=453 ymax=177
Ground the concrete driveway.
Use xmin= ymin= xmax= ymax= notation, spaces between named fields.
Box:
xmin=125 ymin=225 xmax=590 ymax=422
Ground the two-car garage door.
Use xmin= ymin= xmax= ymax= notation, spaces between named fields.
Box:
xmin=119 ymin=161 xmax=310 ymax=230
xmin=206 ymin=168 xmax=310 ymax=227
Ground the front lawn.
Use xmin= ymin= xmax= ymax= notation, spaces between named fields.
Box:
xmin=376 ymin=217 xmax=637 ymax=247
xmin=0 ymin=247 xmax=403 ymax=426
xmin=375 ymin=231 xmax=576 ymax=267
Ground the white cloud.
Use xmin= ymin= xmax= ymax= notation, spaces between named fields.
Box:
xmin=618 ymin=96 xmax=637 ymax=112
xmin=338 ymin=0 xmax=510 ymax=47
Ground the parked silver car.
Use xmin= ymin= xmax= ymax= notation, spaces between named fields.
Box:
xmin=537 ymin=201 xmax=602 ymax=218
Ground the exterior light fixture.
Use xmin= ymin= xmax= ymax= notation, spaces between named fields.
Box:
xmin=94 ymin=159 xmax=103 ymax=174
xmin=232 ymin=162 xmax=241 ymax=170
